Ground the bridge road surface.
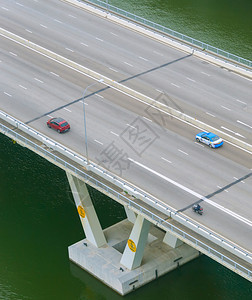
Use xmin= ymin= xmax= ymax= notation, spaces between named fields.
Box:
xmin=0 ymin=0 xmax=251 ymax=144
xmin=1 ymin=33 xmax=252 ymax=257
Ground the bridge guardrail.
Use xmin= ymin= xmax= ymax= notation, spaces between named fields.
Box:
xmin=0 ymin=112 xmax=251 ymax=281
xmin=82 ymin=0 xmax=252 ymax=70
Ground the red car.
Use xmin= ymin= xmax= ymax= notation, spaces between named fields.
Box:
xmin=47 ymin=117 xmax=70 ymax=133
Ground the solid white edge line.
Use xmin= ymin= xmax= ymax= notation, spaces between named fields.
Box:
xmin=128 ymin=157 xmax=252 ymax=227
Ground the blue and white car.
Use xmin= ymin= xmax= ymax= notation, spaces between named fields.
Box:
xmin=195 ymin=132 xmax=223 ymax=148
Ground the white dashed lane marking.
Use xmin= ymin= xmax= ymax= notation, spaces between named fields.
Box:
xmin=186 ymin=77 xmax=196 ymax=82
xmin=206 ymin=112 xmax=215 ymax=117
xmin=161 ymin=157 xmax=172 ymax=164
xmin=94 ymin=139 xmax=103 ymax=145
xmin=81 ymin=42 xmax=89 ymax=47
xmin=143 ymin=116 xmax=152 ymax=122
xmin=221 ymin=105 xmax=231 ymax=111
xmin=34 ymin=78 xmax=44 ymax=83
xmin=124 ymin=62 xmax=133 ymax=67
xmin=178 ymin=149 xmax=188 ymax=155
xmin=110 ymin=131 xmax=119 ymax=137
xmin=201 ymin=71 xmax=210 ymax=76
xmin=50 ymin=72 xmax=59 ymax=77
xmin=4 ymin=92 xmax=12 ymax=97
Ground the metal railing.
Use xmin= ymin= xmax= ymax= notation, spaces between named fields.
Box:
xmin=0 ymin=121 xmax=251 ymax=280
xmin=83 ymin=0 xmax=252 ymax=69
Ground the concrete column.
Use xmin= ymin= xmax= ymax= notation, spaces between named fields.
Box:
xmin=120 ymin=214 xmax=150 ymax=270
xmin=124 ymin=205 xmax=137 ymax=223
xmin=163 ymin=232 xmax=183 ymax=248
xmin=66 ymin=172 xmax=106 ymax=248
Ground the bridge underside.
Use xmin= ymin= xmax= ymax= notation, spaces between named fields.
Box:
xmin=67 ymin=172 xmax=199 ymax=295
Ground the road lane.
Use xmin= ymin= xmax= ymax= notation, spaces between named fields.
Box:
xmin=0 ymin=35 xmax=251 ymax=252
xmin=0 ymin=0 xmax=251 ymax=139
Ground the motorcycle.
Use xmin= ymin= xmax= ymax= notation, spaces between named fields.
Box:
xmin=192 ymin=204 xmax=203 ymax=215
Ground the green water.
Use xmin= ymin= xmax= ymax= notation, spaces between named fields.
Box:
xmin=109 ymin=0 xmax=252 ymax=60
xmin=1 ymin=0 xmax=252 ymax=299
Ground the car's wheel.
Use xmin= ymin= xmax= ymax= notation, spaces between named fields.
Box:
xmin=57 ymin=129 xmax=61 ymax=133
xmin=47 ymin=124 xmax=51 ymax=128
xmin=209 ymin=143 xmax=213 ymax=148
xmin=196 ymin=138 xmax=200 ymax=142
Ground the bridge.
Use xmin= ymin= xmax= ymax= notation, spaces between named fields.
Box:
xmin=0 ymin=0 xmax=251 ymax=295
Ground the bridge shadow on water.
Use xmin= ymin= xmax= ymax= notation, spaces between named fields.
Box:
xmin=25 ymin=53 xmax=192 ymax=124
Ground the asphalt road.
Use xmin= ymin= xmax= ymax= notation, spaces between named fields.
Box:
xmin=0 ymin=1 xmax=251 ymax=253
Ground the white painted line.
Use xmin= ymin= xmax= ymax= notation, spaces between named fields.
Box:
xmin=206 ymin=112 xmax=215 ymax=117
xmin=126 ymin=123 xmax=136 ymax=129
xmin=236 ymin=99 xmax=247 ymax=105
xmin=16 ymin=2 xmax=24 ymax=6
xmin=128 ymin=158 xmax=252 ymax=227
xmin=186 ymin=77 xmax=195 ymax=82
xmin=139 ymin=56 xmax=148 ymax=61
xmin=94 ymin=139 xmax=103 ymax=145
xmin=178 ymin=149 xmax=188 ymax=155
xmin=109 ymin=67 xmax=118 ymax=72
xmin=40 ymin=24 xmax=47 ymax=28
xmin=19 ymin=85 xmax=27 ymax=89
xmin=221 ymin=126 xmax=235 ymax=134
xmin=233 ymin=177 xmax=238 ymax=180
xmin=54 ymin=19 xmax=62 ymax=23
xmin=50 ymin=72 xmax=59 ymax=77
xmin=110 ymin=32 xmax=118 ymax=36
xmin=81 ymin=42 xmax=88 ymax=47
xmin=155 ymin=89 xmax=163 ymax=93
xmin=143 ymin=116 xmax=152 ymax=122
xmin=235 ymin=132 xmax=246 ymax=138
xmin=25 ymin=29 xmax=32 ymax=33
xmin=96 ymin=37 xmax=103 ymax=42
xmin=237 ymin=120 xmax=252 ymax=129
xmin=171 ymin=83 xmax=180 ymax=88
xmin=161 ymin=157 xmax=172 ymax=164
xmin=201 ymin=71 xmax=210 ymax=76
xmin=194 ymin=142 xmax=204 ymax=147
xmin=65 ymin=48 xmax=74 ymax=52
xmin=217 ymin=185 xmax=228 ymax=193
xmin=124 ymin=62 xmax=133 ymax=67
xmin=47 ymin=114 xmax=53 ymax=118
xmin=4 ymin=92 xmax=12 ymax=97
xmin=34 ymin=78 xmax=44 ymax=83
xmin=9 ymin=52 xmax=17 ymax=56
xmin=153 ymin=50 xmax=163 ymax=56
xmin=63 ymin=108 xmax=71 ymax=112
xmin=79 ymin=100 xmax=88 ymax=105
xmin=68 ymin=14 xmax=76 ymax=18
xmin=221 ymin=105 xmax=231 ymax=111
xmin=1 ymin=7 xmax=9 ymax=11
xmin=95 ymin=94 xmax=104 ymax=98
xmin=221 ymin=126 xmax=245 ymax=138
xmin=110 ymin=131 xmax=119 ymax=137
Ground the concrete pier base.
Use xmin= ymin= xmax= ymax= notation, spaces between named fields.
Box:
xmin=69 ymin=219 xmax=199 ymax=295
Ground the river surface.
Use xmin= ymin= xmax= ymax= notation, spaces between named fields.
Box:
xmin=0 ymin=0 xmax=251 ymax=299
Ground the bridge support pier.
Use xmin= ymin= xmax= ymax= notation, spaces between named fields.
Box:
xmin=67 ymin=173 xmax=199 ymax=295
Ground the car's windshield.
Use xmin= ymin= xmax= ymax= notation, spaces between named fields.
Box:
xmin=211 ymin=135 xmax=220 ymax=141
xmin=60 ymin=122 xmax=68 ymax=127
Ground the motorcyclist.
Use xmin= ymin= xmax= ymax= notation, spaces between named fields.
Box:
xmin=195 ymin=204 xmax=201 ymax=211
